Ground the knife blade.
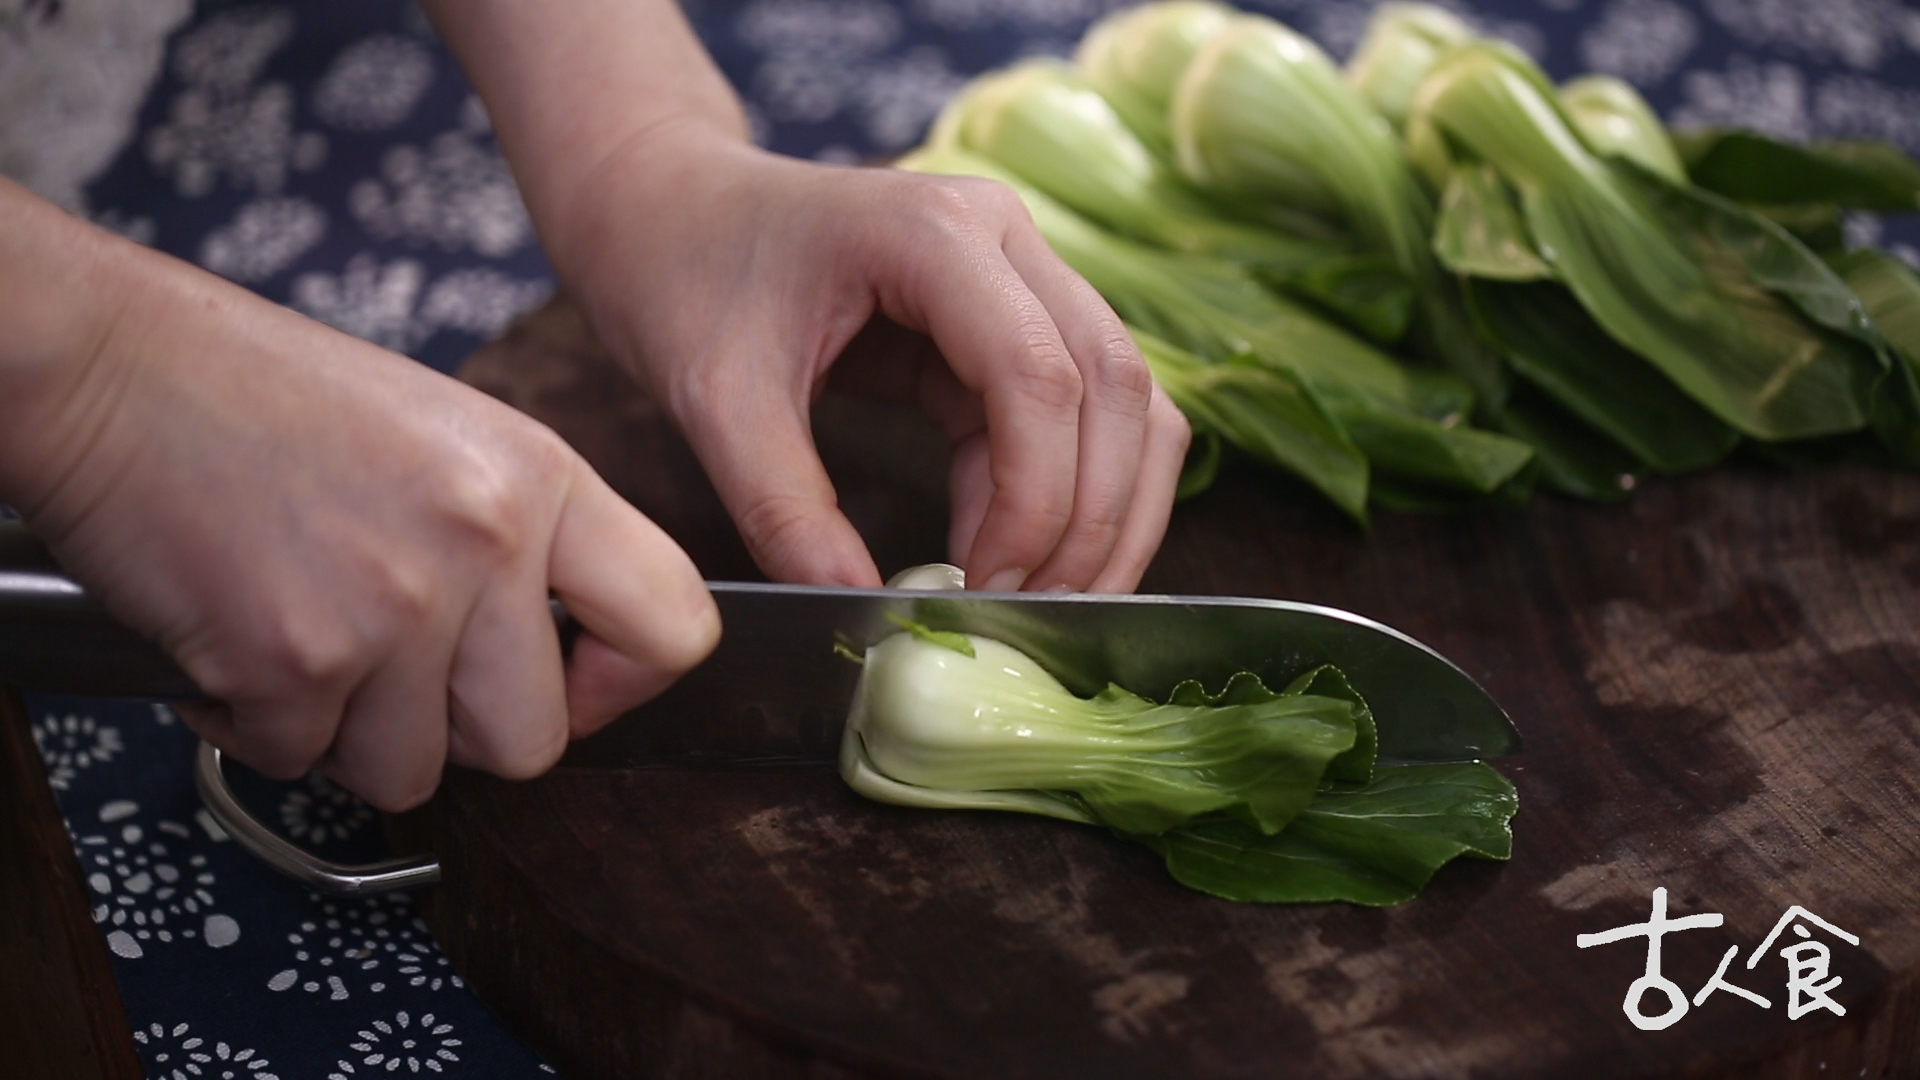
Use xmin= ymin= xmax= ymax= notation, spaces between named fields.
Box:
xmin=0 ymin=522 xmax=1518 ymax=765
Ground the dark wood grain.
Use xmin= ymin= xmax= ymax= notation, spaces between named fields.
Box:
xmin=0 ymin=688 xmax=143 ymax=1078
xmin=426 ymin=298 xmax=1920 ymax=1078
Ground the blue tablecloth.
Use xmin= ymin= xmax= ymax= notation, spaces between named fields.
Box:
xmin=22 ymin=0 xmax=1920 ymax=1074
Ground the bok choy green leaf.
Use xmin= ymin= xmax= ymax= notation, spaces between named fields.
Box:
xmin=1133 ymin=329 xmax=1371 ymax=519
xmin=1675 ymin=130 xmax=1920 ymax=214
xmin=1410 ymin=42 xmax=1888 ymax=441
xmin=1141 ymin=762 xmax=1517 ymax=906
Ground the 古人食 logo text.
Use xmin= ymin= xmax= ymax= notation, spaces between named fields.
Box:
xmin=1577 ymin=887 xmax=1858 ymax=1031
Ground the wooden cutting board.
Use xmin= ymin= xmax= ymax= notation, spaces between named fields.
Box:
xmin=400 ymin=299 xmax=1920 ymax=1079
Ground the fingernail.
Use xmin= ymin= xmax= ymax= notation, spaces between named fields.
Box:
xmin=1042 ymin=584 xmax=1075 ymax=595
xmin=982 ymin=568 xmax=1028 ymax=593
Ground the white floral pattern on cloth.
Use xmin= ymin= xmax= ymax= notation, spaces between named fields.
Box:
xmin=347 ymin=97 xmax=534 ymax=257
xmin=1579 ymin=0 xmax=1699 ymax=87
xmin=328 ymin=1011 xmax=464 ymax=1078
xmin=289 ymin=254 xmax=551 ymax=353
xmin=737 ymin=0 xmax=969 ymax=149
xmin=135 ymin=1023 xmax=280 ymax=1080
xmin=278 ymin=772 xmax=377 ymax=846
xmin=312 ymin=33 xmax=438 ymax=132
xmin=75 ymin=798 xmax=240 ymax=960
xmin=32 ymin=712 xmax=125 ymax=790
xmin=268 ymin=892 xmax=463 ymax=1000
xmin=1702 ymin=0 xmax=1920 ymax=71
xmin=145 ymin=7 xmax=328 ymax=198
xmin=199 ymin=194 xmax=329 ymax=283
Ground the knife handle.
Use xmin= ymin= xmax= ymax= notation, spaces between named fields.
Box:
xmin=0 ymin=521 xmax=201 ymax=698
xmin=0 ymin=521 xmax=576 ymax=699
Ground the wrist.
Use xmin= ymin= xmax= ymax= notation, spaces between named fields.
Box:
xmin=541 ymin=115 xmax=757 ymax=293
xmin=0 ymin=180 xmax=142 ymax=512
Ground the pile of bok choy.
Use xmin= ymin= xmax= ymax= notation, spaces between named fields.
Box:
xmin=840 ymin=619 xmax=1516 ymax=905
xmin=898 ymin=0 xmax=1920 ymax=517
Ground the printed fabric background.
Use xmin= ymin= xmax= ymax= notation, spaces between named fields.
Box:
xmin=7 ymin=0 xmax=1920 ymax=1075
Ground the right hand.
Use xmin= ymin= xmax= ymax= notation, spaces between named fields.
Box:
xmin=0 ymin=198 xmax=718 ymax=811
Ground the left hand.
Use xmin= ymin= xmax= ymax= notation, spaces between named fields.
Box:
xmin=546 ymin=120 xmax=1191 ymax=593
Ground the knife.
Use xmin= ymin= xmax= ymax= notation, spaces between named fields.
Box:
xmin=0 ymin=521 xmax=1518 ymax=765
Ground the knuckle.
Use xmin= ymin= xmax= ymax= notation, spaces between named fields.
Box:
xmin=438 ymin=463 xmax=537 ymax=564
xmin=1074 ymin=488 xmax=1133 ymax=538
xmin=1005 ymin=338 xmax=1084 ymax=412
xmin=734 ymin=493 xmax=823 ymax=568
xmin=952 ymin=175 xmax=1027 ymax=224
xmin=271 ymin=617 xmax=362 ymax=688
xmin=1090 ymin=338 xmax=1155 ymax=413
xmin=994 ymin=482 xmax=1077 ymax=536
xmin=369 ymin=560 xmax=439 ymax=628
xmin=901 ymin=175 xmax=1022 ymax=244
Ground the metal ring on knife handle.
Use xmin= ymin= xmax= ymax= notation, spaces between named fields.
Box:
xmin=193 ymin=741 xmax=441 ymax=897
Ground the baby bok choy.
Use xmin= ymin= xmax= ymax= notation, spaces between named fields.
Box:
xmin=1075 ymin=0 xmax=1234 ymax=159
xmin=839 ymin=622 xmax=1517 ymax=905
xmin=1410 ymin=41 xmax=1890 ymax=443
xmin=1170 ymin=12 xmax=1506 ymax=401
xmin=932 ymin=60 xmax=1412 ymax=343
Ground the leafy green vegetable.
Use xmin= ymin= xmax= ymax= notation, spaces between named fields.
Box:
xmin=1412 ymin=42 xmax=1886 ymax=441
xmin=1433 ymin=163 xmax=1554 ymax=281
xmin=1135 ymin=329 xmax=1371 ymax=520
xmin=1830 ymin=249 xmax=1920 ymax=362
xmin=1330 ymin=395 xmax=1536 ymax=494
xmin=1344 ymin=2 xmax=1474 ymax=132
xmin=1828 ymin=248 xmax=1920 ymax=468
xmin=1176 ymin=429 xmax=1226 ymax=500
xmin=1675 ymin=130 xmax=1920 ymax=213
xmin=1559 ymin=75 xmax=1685 ymax=183
xmin=1076 ymin=0 xmax=1233 ymax=158
xmin=1487 ymin=383 xmax=1642 ymax=502
xmin=904 ymin=6 xmax=1920 ymax=522
xmin=1142 ymin=763 xmax=1517 ymax=905
xmin=841 ymin=631 xmax=1363 ymax=836
xmin=1172 ymin=15 xmax=1508 ymax=400
xmin=1465 ymin=279 xmax=1740 ymax=472
xmin=1251 ymin=253 xmax=1416 ymax=343
xmin=935 ymin=60 xmax=1410 ymax=335
xmin=840 ymin=628 xmax=1517 ymax=905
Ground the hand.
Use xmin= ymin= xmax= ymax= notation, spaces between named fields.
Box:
xmin=2 ymin=218 xmax=719 ymax=810
xmin=552 ymin=122 xmax=1192 ymax=593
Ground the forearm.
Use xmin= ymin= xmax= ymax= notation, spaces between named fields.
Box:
xmin=420 ymin=0 xmax=751 ymax=276
xmin=0 ymin=177 xmax=141 ymax=514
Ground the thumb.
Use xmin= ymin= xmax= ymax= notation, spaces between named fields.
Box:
xmin=682 ymin=389 xmax=880 ymax=587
